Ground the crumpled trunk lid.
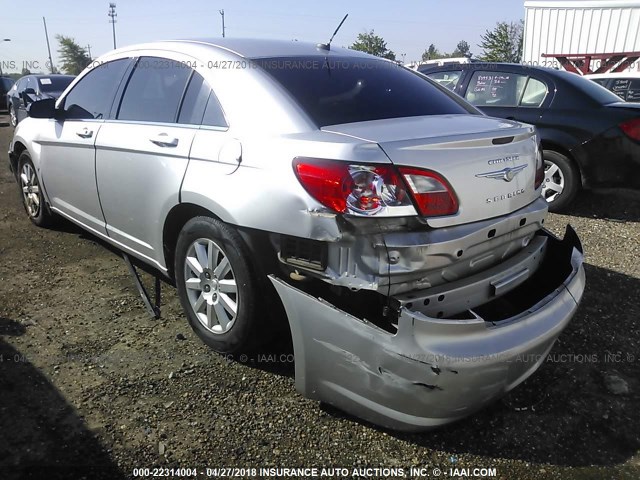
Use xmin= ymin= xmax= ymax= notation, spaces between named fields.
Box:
xmin=323 ymin=115 xmax=541 ymax=227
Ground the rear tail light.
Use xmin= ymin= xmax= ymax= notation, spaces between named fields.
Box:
xmin=534 ymin=145 xmax=544 ymax=189
xmin=398 ymin=167 xmax=459 ymax=217
xmin=293 ymin=158 xmax=411 ymax=215
xmin=293 ymin=157 xmax=459 ymax=218
xmin=619 ymin=118 xmax=640 ymax=141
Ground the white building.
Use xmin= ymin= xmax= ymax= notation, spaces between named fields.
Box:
xmin=523 ymin=0 xmax=640 ymax=72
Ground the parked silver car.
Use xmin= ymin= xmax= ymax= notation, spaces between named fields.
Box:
xmin=8 ymin=39 xmax=585 ymax=431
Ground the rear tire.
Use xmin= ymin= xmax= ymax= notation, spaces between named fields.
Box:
xmin=17 ymin=152 xmax=56 ymax=227
xmin=175 ymin=216 xmax=261 ymax=354
xmin=542 ymin=150 xmax=579 ymax=212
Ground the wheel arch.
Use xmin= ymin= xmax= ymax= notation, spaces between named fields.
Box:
xmin=10 ymin=141 xmax=28 ymax=175
xmin=162 ymin=203 xmax=223 ymax=280
xmin=540 ymin=140 xmax=586 ymax=188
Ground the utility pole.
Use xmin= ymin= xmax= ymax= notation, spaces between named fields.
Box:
xmin=86 ymin=44 xmax=92 ymax=59
xmin=42 ymin=17 xmax=55 ymax=73
xmin=108 ymin=3 xmax=117 ymax=49
xmin=219 ymin=9 xmax=226 ymax=38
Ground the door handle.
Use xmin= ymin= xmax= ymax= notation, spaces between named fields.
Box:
xmin=76 ymin=128 xmax=93 ymax=138
xmin=149 ymin=133 xmax=179 ymax=147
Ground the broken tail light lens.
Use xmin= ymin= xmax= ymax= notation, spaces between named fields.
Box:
xmin=398 ymin=167 xmax=459 ymax=217
xmin=293 ymin=158 xmax=458 ymax=218
xmin=619 ymin=118 xmax=640 ymax=142
xmin=293 ymin=158 xmax=411 ymax=215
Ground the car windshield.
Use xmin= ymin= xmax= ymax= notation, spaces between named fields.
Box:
xmin=554 ymin=70 xmax=623 ymax=105
xmin=38 ymin=76 xmax=74 ymax=92
xmin=255 ymin=55 xmax=472 ymax=127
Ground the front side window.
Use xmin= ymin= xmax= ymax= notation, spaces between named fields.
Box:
xmin=465 ymin=71 xmax=529 ymax=107
xmin=63 ymin=58 xmax=130 ymax=120
xmin=118 ymin=57 xmax=191 ymax=123
xmin=426 ymin=71 xmax=463 ymax=91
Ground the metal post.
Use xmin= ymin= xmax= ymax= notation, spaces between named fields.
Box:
xmin=43 ymin=17 xmax=54 ymax=73
xmin=108 ymin=3 xmax=117 ymax=49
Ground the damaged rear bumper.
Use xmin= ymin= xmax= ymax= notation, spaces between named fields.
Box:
xmin=269 ymin=226 xmax=585 ymax=431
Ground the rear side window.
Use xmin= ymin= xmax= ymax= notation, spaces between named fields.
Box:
xmin=520 ymin=77 xmax=548 ymax=107
xmin=201 ymin=91 xmax=227 ymax=127
xmin=255 ymin=56 xmax=471 ymax=127
xmin=177 ymin=71 xmax=209 ymax=125
xmin=425 ymin=71 xmax=463 ymax=91
xmin=118 ymin=57 xmax=191 ymax=123
xmin=63 ymin=59 xmax=130 ymax=120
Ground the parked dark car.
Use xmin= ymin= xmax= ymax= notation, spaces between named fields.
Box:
xmin=418 ymin=63 xmax=640 ymax=211
xmin=7 ymin=74 xmax=74 ymax=127
xmin=1 ymin=76 xmax=15 ymax=112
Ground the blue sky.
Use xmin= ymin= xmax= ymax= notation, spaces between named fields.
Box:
xmin=1 ymin=0 xmax=524 ymax=73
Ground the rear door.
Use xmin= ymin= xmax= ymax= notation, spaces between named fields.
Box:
xmin=94 ymin=55 xmax=198 ymax=266
xmin=39 ymin=59 xmax=131 ymax=234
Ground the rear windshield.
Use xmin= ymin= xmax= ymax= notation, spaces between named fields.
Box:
xmin=554 ymin=70 xmax=622 ymax=105
xmin=38 ymin=76 xmax=74 ymax=92
xmin=255 ymin=56 xmax=472 ymax=127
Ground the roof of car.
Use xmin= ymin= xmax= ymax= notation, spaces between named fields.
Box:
xmin=131 ymin=38 xmax=375 ymax=60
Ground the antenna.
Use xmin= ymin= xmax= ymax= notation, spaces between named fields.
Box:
xmin=317 ymin=14 xmax=348 ymax=51
xmin=219 ymin=9 xmax=226 ymax=38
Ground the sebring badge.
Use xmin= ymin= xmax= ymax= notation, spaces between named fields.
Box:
xmin=476 ymin=164 xmax=527 ymax=182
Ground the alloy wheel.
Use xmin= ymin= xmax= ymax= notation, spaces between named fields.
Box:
xmin=9 ymin=106 xmax=17 ymax=127
xmin=542 ymin=160 xmax=564 ymax=203
xmin=20 ymin=162 xmax=40 ymax=218
xmin=183 ymin=238 xmax=238 ymax=334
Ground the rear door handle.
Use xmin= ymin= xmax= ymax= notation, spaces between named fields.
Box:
xmin=149 ymin=133 xmax=179 ymax=147
xmin=76 ymin=128 xmax=93 ymax=138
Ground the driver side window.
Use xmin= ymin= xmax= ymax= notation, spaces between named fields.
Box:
xmin=63 ymin=59 xmax=131 ymax=120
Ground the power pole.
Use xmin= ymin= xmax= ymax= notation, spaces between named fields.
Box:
xmin=219 ymin=9 xmax=225 ymax=38
xmin=87 ymin=44 xmax=92 ymax=59
xmin=43 ymin=17 xmax=55 ymax=73
xmin=108 ymin=3 xmax=117 ymax=49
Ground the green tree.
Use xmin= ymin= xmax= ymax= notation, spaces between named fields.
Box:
xmin=478 ymin=21 xmax=523 ymax=63
xmin=452 ymin=40 xmax=472 ymax=58
xmin=56 ymin=35 xmax=91 ymax=75
xmin=350 ymin=30 xmax=396 ymax=60
xmin=422 ymin=44 xmax=444 ymax=61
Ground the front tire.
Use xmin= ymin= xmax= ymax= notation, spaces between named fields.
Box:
xmin=541 ymin=150 xmax=579 ymax=212
xmin=17 ymin=152 xmax=56 ymax=227
xmin=175 ymin=216 xmax=260 ymax=353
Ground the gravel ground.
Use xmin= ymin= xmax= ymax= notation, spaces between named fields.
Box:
xmin=0 ymin=114 xmax=638 ymax=480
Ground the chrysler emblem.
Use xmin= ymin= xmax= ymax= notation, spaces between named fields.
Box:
xmin=476 ymin=164 xmax=527 ymax=182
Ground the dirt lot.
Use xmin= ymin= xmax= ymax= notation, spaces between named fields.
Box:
xmin=0 ymin=113 xmax=638 ymax=480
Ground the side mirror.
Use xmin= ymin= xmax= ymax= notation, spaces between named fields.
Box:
xmin=27 ymin=98 xmax=59 ymax=119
